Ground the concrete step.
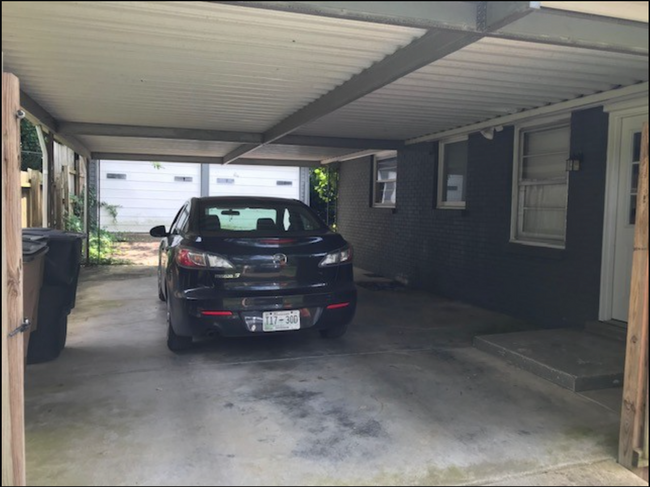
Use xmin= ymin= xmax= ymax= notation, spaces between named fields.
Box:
xmin=584 ymin=320 xmax=627 ymax=342
xmin=474 ymin=329 xmax=625 ymax=392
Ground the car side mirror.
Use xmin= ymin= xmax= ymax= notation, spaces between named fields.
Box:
xmin=150 ymin=225 xmax=168 ymax=238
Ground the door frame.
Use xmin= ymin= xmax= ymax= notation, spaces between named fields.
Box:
xmin=599 ymin=99 xmax=648 ymax=321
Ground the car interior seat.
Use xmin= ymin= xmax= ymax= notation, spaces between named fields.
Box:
xmin=256 ymin=217 xmax=278 ymax=232
xmin=202 ymin=214 xmax=221 ymax=231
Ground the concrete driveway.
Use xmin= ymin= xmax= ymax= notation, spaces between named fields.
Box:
xmin=24 ymin=266 xmax=645 ymax=486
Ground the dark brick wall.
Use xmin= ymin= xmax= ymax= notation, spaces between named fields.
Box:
xmin=338 ymin=106 xmax=609 ymax=328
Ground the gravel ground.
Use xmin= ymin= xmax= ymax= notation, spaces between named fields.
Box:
xmin=113 ymin=239 xmax=159 ymax=266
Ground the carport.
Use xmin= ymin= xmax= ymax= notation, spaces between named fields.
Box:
xmin=2 ymin=2 xmax=649 ymax=485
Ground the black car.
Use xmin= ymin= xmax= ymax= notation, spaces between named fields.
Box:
xmin=150 ymin=197 xmax=357 ymax=351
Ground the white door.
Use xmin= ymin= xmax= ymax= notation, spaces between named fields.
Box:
xmin=611 ymin=115 xmax=646 ymax=322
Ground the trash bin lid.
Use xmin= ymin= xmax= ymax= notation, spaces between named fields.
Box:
xmin=22 ymin=238 xmax=49 ymax=262
xmin=23 ymin=228 xmax=85 ymax=240
xmin=22 ymin=233 xmax=48 ymax=243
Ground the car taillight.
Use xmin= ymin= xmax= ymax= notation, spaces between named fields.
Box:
xmin=176 ymin=248 xmax=235 ymax=270
xmin=201 ymin=311 xmax=233 ymax=317
xmin=319 ymin=245 xmax=353 ymax=267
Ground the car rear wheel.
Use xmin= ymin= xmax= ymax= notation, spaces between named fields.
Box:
xmin=166 ymin=295 xmax=192 ymax=352
xmin=319 ymin=321 xmax=348 ymax=339
xmin=158 ymin=270 xmax=166 ymax=302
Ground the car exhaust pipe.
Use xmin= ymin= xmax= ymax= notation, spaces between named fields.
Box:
xmin=206 ymin=330 xmax=217 ymax=338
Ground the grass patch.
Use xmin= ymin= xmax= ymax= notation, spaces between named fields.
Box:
xmin=88 ymin=229 xmax=131 ymax=265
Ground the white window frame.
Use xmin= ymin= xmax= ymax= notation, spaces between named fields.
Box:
xmin=510 ymin=117 xmax=570 ymax=249
xmin=437 ymin=135 xmax=469 ymax=209
xmin=372 ymin=151 xmax=398 ymax=208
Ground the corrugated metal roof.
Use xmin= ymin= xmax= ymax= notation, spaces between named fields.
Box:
xmin=294 ymin=37 xmax=649 ymax=140
xmin=1 ymin=1 xmax=425 ymax=132
xmin=3 ymin=2 xmax=648 ymax=163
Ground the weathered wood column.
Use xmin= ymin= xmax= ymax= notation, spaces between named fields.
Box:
xmin=2 ymin=72 xmax=27 ymax=486
xmin=619 ymin=122 xmax=649 ymax=481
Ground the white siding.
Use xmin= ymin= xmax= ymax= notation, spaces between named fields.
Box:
xmin=99 ymin=161 xmax=302 ymax=232
xmin=99 ymin=161 xmax=200 ymax=232
xmin=209 ymin=165 xmax=300 ymax=199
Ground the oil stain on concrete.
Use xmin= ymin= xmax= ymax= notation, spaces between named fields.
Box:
xmin=23 ymin=266 xmax=642 ymax=486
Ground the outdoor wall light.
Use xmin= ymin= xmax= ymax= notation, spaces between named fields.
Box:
xmin=480 ymin=125 xmax=503 ymax=140
xmin=566 ymin=155 xmax=582 ymax=171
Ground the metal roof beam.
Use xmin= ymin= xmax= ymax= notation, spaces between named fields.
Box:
xmin=216 ymin=1 xmax=648 ymax=56
xmin=321 ymin=149 xmax=386 ymax=165
xmin=20 ymin=91 xmax=92 ymax=160
xmin=222 ymin=158 xmax=321 ymax=168
xmin=91 ymin=153 xmax=224 ymax=164
xmin=279 ymin=134 xmax=403 ymax=150
xmin=479 ymin=1 xmax=542 ymax=31
xmin=60 ymin=122 xmax=261 ymax=144
xmin=222 ymin=29 xmax=483 ymax=163
xmin=58 ymin=122 xmax=402 ymax=150
xmin=20 ymin=90 xmax=58 ymax=133
xmin=495 ymin=9 xmax=649 ymax=55
xmin=221 ymin=2 xmax=538 ymax=164
xmin=213 ymin=1 xmax=480 ymax=31
xmin=91 ymin=152 xmax=321 ymax=167
xmin=406 ymin=82 xmax=649 ymax=145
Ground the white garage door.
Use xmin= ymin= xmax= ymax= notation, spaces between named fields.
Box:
xmin=99 ymin=161 xmax=201 ymax=233
xmin=209 ymin=165 xmax=300 ymax=199
xmin=100 ymin=162 xmax=302 ymax=233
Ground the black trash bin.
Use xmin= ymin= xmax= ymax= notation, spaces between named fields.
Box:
xmin=22 ymin=234 xmax=49 ymax=358
xmin=23 ymin=228 xmax=85 ymax=364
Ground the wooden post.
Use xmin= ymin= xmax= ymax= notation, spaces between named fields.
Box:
xmin=20 ymin=171 xmax=29 ymax=228
xmin=620 ymin=122 xmax=649 ymax=481
xmin=2 ymin=73 xmax=27 ymax=486
xmin=30 ymin=170 xmax=42 ymax=227
xmin=36 ymin=126 xmax=48 ymax=227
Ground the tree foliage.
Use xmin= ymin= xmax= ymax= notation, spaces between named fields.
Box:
xmin=21 ymin=118 xmax=42 ymax=171
xmin=310 ymin=167 xmax=339 ymax=226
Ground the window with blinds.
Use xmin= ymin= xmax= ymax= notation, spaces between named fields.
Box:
xmin=512 ymin=123 xmax=570 ymax=248
xmin=373 ymin=154 xmax=397 ymax=207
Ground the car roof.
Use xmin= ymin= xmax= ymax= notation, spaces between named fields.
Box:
xmin=195 ymin=196 xmax=300 ymax=204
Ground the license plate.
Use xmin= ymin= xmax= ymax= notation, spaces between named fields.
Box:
xmin=262 ymin=310 xmax=301 ymax=332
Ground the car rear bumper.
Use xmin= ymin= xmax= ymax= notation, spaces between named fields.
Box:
xmin=170 ymin=283 xmax=357 ymax=338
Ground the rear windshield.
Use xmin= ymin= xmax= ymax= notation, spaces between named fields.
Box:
xmin=198 ymin=201 xmax=327 ymax=235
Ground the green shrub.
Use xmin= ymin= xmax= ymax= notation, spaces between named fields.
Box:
xmin=64 ymin=189 xmax=125 ymax=265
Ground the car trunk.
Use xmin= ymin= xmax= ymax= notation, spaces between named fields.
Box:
xmin=196 ymin=235 xmax=342 ymax=294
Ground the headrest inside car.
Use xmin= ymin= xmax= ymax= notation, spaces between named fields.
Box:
xmin=202 ymin=214 xmax=221 ymax=231
xmin=256 ymin=218 xmax=277 ymax=231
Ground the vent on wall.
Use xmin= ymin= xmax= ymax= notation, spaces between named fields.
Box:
xmin=107 ymin=173 xmax=126 ymax=179
xmin=217 ymin=178 xmax=235 ymax=184
xmin=276 ymin=181 xmax=293 ymax=186
xmin=174 ymin=176 xmax=193 ymax=182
